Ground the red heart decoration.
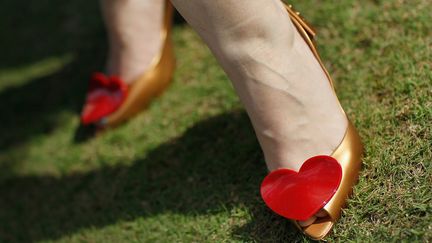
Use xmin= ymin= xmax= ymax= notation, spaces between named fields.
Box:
xmin=260 ymin=155 xmax=342 ymax=221
xmin=80 ymin=72 xmax=128 ymax=125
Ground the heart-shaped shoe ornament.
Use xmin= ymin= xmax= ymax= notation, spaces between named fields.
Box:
xmin=80 ymin=72 xmax=128 ymax=125
xmin=260 ymin=155 xmax=342 ymax=221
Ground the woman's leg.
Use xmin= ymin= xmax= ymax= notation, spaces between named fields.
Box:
xmin=170 ymin=0 xmax=348 ymax=226
xmin=100 ymin=0 xmax=164 ymax=83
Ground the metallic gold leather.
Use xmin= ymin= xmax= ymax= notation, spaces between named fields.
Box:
xmin=105 ymin=1 xmax=175 ymax=128
xmin=324 ymin=121 xmax=363 ymax=221
xmin=303 ymin=121 xmax=363 ymax=240
xmin=284 ymin=4 xmax=316 ymax=40
xmin=284 ymin=2 xmax=364 ymax=240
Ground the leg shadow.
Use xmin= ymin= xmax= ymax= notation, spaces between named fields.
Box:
xmin=0 ymin=110 xmax=302 ymax=242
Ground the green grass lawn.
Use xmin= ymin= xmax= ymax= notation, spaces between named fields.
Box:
xmin=0 ymin=0 xmax=431 ymax=242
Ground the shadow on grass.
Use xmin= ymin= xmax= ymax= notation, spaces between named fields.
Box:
xmin=0 ymin=111 xmax=301 ymax=242
xmin=0 ymin=0 xmax=105 ymax=151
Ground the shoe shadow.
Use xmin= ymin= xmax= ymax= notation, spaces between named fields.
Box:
xmin=0 ymin=111 xmax=304 ymax=242
xmin=0 ymin=54 xmax=105 ymax=150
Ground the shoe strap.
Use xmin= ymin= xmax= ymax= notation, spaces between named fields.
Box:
xmin=284 ymin=3 xmax=335 ymax=89
xmin=285 ymin=4 xmax=316 ymax=41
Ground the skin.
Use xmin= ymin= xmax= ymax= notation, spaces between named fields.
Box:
xmin=100 ymin=0 xmax=348 ymax=227
xmin=100 ymin=0 xmax=164 ymax=84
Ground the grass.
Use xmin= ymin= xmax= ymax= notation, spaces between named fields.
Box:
xmin=0 ymin=0 xmax=430 ymax=242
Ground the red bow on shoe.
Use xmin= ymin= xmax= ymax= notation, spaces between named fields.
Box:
xmin=80 ymin=72 xmax=128 ymax=125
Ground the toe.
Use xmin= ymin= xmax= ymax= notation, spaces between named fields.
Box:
xmin=298 ymin=215 xmax=317 ymax=227
xmin=297 ymin=209 xmax=329 ymax=227
xmin=315 ymin=209 xmax=328 ymax=217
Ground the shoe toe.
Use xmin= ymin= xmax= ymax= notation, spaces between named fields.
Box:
xmin=80 ymin=89 xmax=124 ymax=125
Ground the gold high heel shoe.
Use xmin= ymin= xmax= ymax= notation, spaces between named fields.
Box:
xmin=260 ymin=3 xmax=364 ymax=240
xmin=80 ymin=1 xmax=175 ymax=128
xmin=105 ymin=1 xmax=175 ymax=128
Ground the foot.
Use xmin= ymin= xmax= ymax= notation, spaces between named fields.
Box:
xmin=167 ymin=0 xmax=348 ymax=227
xmin=248 ymin=8 xmax=348 ymax=227
xmin=101 ymin=0 xmax=165 ymax=84
xmin=298 ymin=209 xmax=328 ymax=227
xmin=248 ymin=14 xmax=347 ymax=227
xmin=80 ymin=0 xmax=165 ymax=125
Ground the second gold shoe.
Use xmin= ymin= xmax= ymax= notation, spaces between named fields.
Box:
xmin=80 ymin=1 xmax=175 ymax=129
